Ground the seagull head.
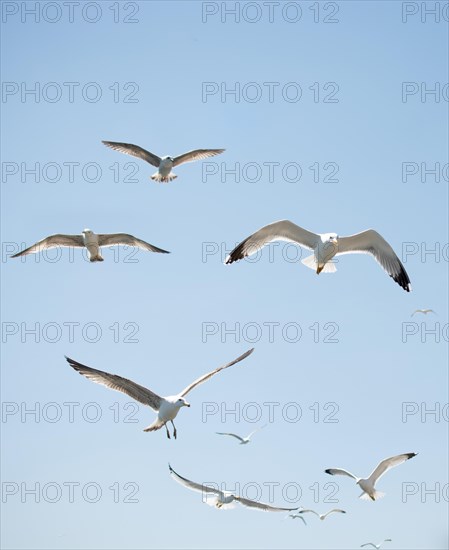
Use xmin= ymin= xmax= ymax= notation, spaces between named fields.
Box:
xmin=176 ymin=397 xmax=190 ymax=408
xmin=82 ymin=228 xmax=93 ymax=235
xmin=162 ymin=156 xmax=174 ymax=161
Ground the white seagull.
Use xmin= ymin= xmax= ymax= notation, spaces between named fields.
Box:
xmin=361 ymin=540 xmax=392 ymax=549
xmin=298 ymin=508 xmax=346 ymax=521
xmin=225 ymin=220 xmax=411 ymax=292
xmin=102 ymin=141 xmax=225 ymax=183
xmin=286 ymin=513 xmax=307 ymax=525
xmin=11 ymin=229 xmax=169 ymax=262
xmin=411 ymin=309 xmax=436 ymax=316
xmin=169 ymin=464 xmax=299 ymax=512
xmin=216 ymin=424 xmax=267 ymax=445
xmin=325 ymin=453 xmax=417 ymax=500
xmin=66 ymin=349 xmax=253 ymax=439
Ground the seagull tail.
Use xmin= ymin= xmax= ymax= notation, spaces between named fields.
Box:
xmin=359 ymin=490 xmax=385 ymax=501
xmin=89 ymin=254 xmax=104 ymax=262
xmin=151 ymin=172 xmax=177 ymax=183
xmin=143 ymin=419 xmax=164 ymax=433
xmin=301 ymin=254 xmax=337 ymax=273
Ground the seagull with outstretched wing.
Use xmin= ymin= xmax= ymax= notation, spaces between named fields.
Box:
xmin=216 ymin=424 xmax=267 ymax=445
xmin=361 ymin=539 xmax=392 ymax=549
xmin=298 ymin=508 xmax=346 ymax=521
xmin=225 ymin=220 xmax=411 ymax=292
xmin=66 ymin=348 xmax=253 ymax=439
xmin=102 ymin=141 xmax=225 ymax=183
xmin=325 ymin=453 xmax=417 ymax=500
xmin=169 ymin=464 xmax=299 ymax=512
xmin=11 ymin=229 xmax=169 ymax=262
xmin=411 ymin=309 xmax=435 ymax=316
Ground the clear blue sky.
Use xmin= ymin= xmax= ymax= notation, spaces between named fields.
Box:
xmin=1 ymin=2 xmax=448 ymax=549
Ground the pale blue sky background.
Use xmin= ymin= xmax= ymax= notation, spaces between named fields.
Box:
xmin=1 ymin=1 xmax=448 ymax=549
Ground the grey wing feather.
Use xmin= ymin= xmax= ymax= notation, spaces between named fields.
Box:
xmin=168 ymin=464 xmax=222 ymax=496
xmin=97 ymin=233 xmax=170 ymax=254
xmin=216 ymin=432 xmax=245 ymax=443
xmin=299 ymin=509 xmax=320 ymax=517
xmin=172 ymin=149 xmax=225 ymax=167
xmin=336 ymin=229 xmax=411 ymax=292
xmin=367 ymin=453 xmax=417 ymax=484
xmin=11 ymin=234 xmax=84 ymax=257
xmin=179 ymin=348 xmax=254 ymax=397
xmin=225 ymin=220 xmax=319 ymax=264
xmin=360 ymin=544 xmax=377 ymax=549
xmin=65 ymin=356 xmax=162 ymax=411
xmin=235 ymin=496 xmax=298 ymax=512
xmin=102 ymin=141 xmax=161 ymax=167
xmin=324 ymin=468 xmax=358 ymax=480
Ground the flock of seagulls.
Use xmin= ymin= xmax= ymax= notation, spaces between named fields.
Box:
xmin=10 ymin=138 xmax=424 ymax=548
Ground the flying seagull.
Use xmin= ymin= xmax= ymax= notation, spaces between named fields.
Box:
xmin=298 ymin=508 xmax=346 ymax=521
xmin=325 ymin=453 xmax=417 ymax=500
xmin=285 ymin=513 xmax=307 ymax=525
xmin=11 ymin=229 xmax=169 ymax=262
xmin=411 ymin=309 xmax=436 ymax=316
xmin=361 ymin=540 xmax=392 ymax=549
xmin=65 ymin=348 xmax=253 ymax=439
xmin=216 ymin=424 xmax=267 ymax=445
xmin=225 ymin=220 xmax=411 ymax=292
xmin=102 ymin=141 xmax=225 ymax=183
xmin=169 ymin=464 xmax=299 ymax=512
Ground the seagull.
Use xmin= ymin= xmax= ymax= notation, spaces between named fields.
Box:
xmin=65 ymin=349 xmax=253 ymax=439
xmin=411 ymin=309 xmax=436 ymax=316
xmin=102 ymin=141 xmax=225 ymax=183
xmin=11 ymin=229 xmax=169 ymax=262
xmin=225 ymin=220 xmax=411 ymax=292
xmin=216 ymin=424 xmax=267 ymax=445
xmin=298 ymin=508 xmax=346 ymax=521
xmin=285 ymin=513 xmax=307 ymax=525
xmin=168 ymin=464 xmax=299 ymax=512
xmin=361 ymin=540 xmax=392 ymax=549
xmin=325 ymin=453 xmax=417 ymax=500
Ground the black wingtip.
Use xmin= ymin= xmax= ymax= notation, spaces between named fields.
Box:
xmin=324 ymin=469 xmax=333 ymax=475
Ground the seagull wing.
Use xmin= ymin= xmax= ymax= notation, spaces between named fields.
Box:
xmin=11 ymin=234 xmax=84 ymax=257
xmin=234 ymin=496 xmax=298 ymax=513
xmin=321 ymin=509 xmax=346 ymax=519
xmin=179 ymin=348 xmax=254 ymax=397
xmin=298 ymin=509 xmax=320 ymax=517
xmin=367 ymin=453 xmax=417 ymax=485
xmin=324 ymin=468 xmax=358 ymax=480
xmin=172 ymin=149 xmax=225 ymax=167
xmin=216 ymin=432 xmax=246 ymax=443
xmin=102 ymin=141 xmax=161 ymax=167
xmin=65 ymin=356 xmax=162 ymax=411
xmin=168 ymin=464 xmax=222 ymax=496
xmin=97 ymin=233 xmax=170 ymax=254
xmin=225 ymin=220 xmax=320 ymax=264
xmin=247 ymin=424 xmax=267 ymax=440
xmin=361 ymin=544 xmax=377 ymax=549
xmin=336 ymin=230 xmax=411 ymax=292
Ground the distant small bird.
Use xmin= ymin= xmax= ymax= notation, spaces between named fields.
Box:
xmin=361 ymin=539 xmax=392 ymax=549
xmin=66 ymin=349 xmax=253 ymax=439
xmin=225 ymin=220 xmax=411 ymax=292
xmin=286 ymin=513 xmax=307 ymax=525
xmin=11 ymin=229 xmax=169 ymax=262
xmin=411 ymin=309 xmax=436 ymax=317
xmin=216 ymin=424 xmax=267 ymax=445
xmin=325 ymin=453 xmax=417 ymax=501
xmin=298 ymin=508 xmax=346 ymax=521
xmin=168 ymin=464 xmax=299 ymax=512
xmin=102 ymin=141 xmax=225 ymax=182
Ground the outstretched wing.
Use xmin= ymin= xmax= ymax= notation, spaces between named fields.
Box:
xmin=216 ymin=432 xmax=245 ymax=443
xmin=235 ymin=496 xmax=298 ymax=513
xmin=225 ymin=220 xmax=319 ymax=264
xmin=298 ymin=509 xmax=320 ymax=517
xmin=336 ymin=229 xmax=411 ymax=292
xmin=360 ymin=544 xmax=377 ymax=549
xmin=11 ymin=234 xmax=84 ymax=257
xmin=98 ymin=233 xmax=170 ymax=254
xmin=247 ymin=424 xmax=267 ymax=440
xmin=102 ymin=141 xmax=161 ymax=167
xmin=322 ymin=509 xmax=346 ymax=519
xmin=172 ymin=149 xmax=225 ymax=167
xmin=367 ymin=453 xmax=417 ymax=484
xmin=179 ymin=348 xmax=254 ymax=397
xmin=324 ymin=468 xmax=358 ymax=481
xmin=168 ymin=464 xmax=222 ymax=496
xmin=65 ymin=356 xmax=162 ymax=411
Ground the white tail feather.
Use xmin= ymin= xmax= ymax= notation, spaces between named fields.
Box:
xmin=359 ymin=490 xmax=385 ymax=501
xmin=301 ymin=254 xmax=337 ymax=273
xmin=151 ymin=172 xmax=177 ymax=183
